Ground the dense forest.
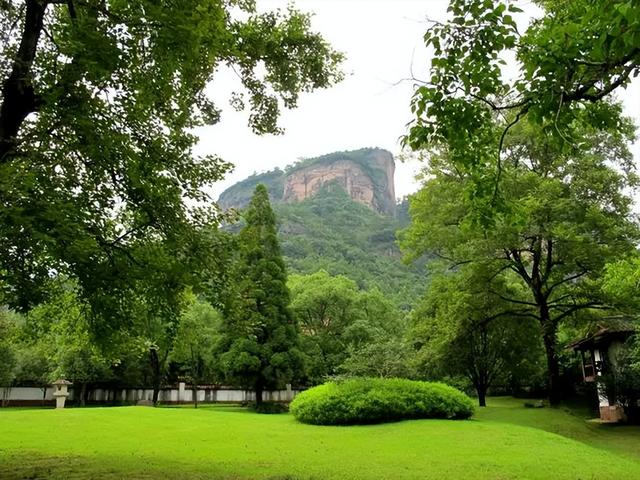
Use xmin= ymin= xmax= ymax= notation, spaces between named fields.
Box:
xmin=278 ymin=188 xmax=425 ymax=310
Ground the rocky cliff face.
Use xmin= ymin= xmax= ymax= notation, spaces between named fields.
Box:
xmin=284 ymin=159 xmax=376 ymax=206
xmin=218 ymin=148 xmax=396 ymax=216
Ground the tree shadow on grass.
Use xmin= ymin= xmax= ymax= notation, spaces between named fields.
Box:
xmin=476 ymin=397 xmax=640 ymax=460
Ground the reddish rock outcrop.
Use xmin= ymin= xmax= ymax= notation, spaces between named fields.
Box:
xmin=218 ymin=148 xmax=396 ymax=216
xmin=283 ymin=150 xmax=395 ymax=215
xmin=284 ymin=160 xmax=373 ymax=205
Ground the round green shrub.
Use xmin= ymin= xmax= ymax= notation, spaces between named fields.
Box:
xmin=289 ymin=378 xmax=474 ymax=425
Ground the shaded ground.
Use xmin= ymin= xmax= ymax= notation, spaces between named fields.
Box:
xmin=0 ymin=397 xmax=638 ymax=479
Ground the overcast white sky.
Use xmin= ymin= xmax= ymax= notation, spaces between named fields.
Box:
xmin=196 ymin=0 xmax=640 ymax=201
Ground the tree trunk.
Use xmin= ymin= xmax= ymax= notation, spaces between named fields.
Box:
xmin=192 ymin=382 xmax=198 ymax=409
xmin=476 ymin=383 xmax=488 ymax=407
xmin=255 ymin=383 xmax=264 ymax=406
xmin=0 ymin=0 xmax=46 ymax=161
xmin=150 ymin=348 xmax=161 ymax=406
xmin=190 ymin=348 xmax=199 ymax=408
xmin=540 ymin=310 xmax=561 ymax=406
xmin=79 ymin=383 xmax=87 ymax=407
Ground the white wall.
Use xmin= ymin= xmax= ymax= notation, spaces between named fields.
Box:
xmin=2 ymin=384 xmax=300 ymax=405
xmin=2 ymin=386 xmax=75 ymax=401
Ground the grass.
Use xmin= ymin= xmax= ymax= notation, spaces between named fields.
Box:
xmin=0 ymin=397 xmax=639 ymax=479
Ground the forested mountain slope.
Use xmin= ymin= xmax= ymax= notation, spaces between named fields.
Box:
xmin=218 ymin=149 xmax=427 ymax=307
xmin=219 ymin=148 xmax=396 ymax=215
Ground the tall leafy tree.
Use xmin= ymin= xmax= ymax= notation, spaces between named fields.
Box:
xmin=171 ymin=295 xmax=222 ymax=408
xmin=0 ymin=308 xmax=18 ymax=393
xmin=27 ymin=285 xmax=112 ymax=405
xmin=220 ymin=184 xmax=303 ymax=406
xmin=0 ymin=1 xmax=342 ymax=317
xmin=70 ymin=230 xmax=231 ymax=405
xmin=121 ymin=238 xmax=208 ymax=405
xmin=6 ymin=281 xmax=113 ymax=404
xmin=410 ymin=266 xmax=544 ymax=407
xmin=288 ymin=270 xmax=405 ymax=383
xmin=338 ymin=338 xmax=414 ymax=379
xmin=401 ymin=116 xmax=639 ymax=405
xmin=404 ymin=0 xmax=639 ymax=204
xmin=288 ymin=270 xmax=359 ymax=382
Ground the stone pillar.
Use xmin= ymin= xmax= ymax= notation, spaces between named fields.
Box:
xmin=178 ymin=382 xmax=186 ymax=403
xmin=286 ymin=383 xmax=293 ymax=402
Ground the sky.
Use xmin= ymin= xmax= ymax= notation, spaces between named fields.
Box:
xmin=196 ymin=0 xmax=640 ymax=201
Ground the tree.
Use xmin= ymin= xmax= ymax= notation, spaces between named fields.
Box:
xmin=97 ymin=227 xmax=233 ymax=404
xmin=337 ymin=288 xmax=411 ymax=380
xmin=25 ymin=284 xmax=112 ymax=405
xmin=401 ymin=117 xmax=639 ymax=405
xmin=0 ymin=1 xmax=343 ymax=318
xmin=12 ymin=338 xmax=52 ymax=405
xmin=220 ymin=184 xmax=303 ymax=406
xmin=129 ymin=305 xmax=180 ymax=407
xmin=288 ymin=270 xmax=359 ymax=381
xmin=339 ymin=338 xmax=414 ymax=379
xmin=288 ymin=271 xmax=405 ymax=383
xmin=83 ymin=233 xmax=224 ymax=405
xmin=9 ymin=280 xmax=119 ymax=405
xmin=0 ymin=308 xmax=18 ymax=396
xmin=404 ymin=0 xmax=639 ymax=204
xmin=410 ymin=267 xmax=544 ymax=407
xmin=171 ymin=295 xmax=222 ymax=408
xmin=351 ymin=288 xmax=405 ymax=345
xmin=603 ymin=256 xmax=640 ymax=310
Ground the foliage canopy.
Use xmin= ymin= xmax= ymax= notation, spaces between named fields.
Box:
xmin=0 ymin=0 xmax=342 ymax=319
xmin=401 ymin=116 xmax=639 ymax=404
xmin=404 ymin=0 xmax=640 ymax=205
xmin=288 ymin=269 xmax=406 ymax=383
xmin=410 ymin=266 xmax=544 ymax=406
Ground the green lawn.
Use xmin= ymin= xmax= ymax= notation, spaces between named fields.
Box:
xmin=1 ymin=397 xmax=639 ymax=479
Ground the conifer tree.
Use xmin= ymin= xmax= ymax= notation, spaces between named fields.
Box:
xmin=220 ymin=185 xmax=303 ymax=406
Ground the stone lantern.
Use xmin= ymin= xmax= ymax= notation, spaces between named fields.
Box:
xmin=52 ymin=379 xmax=72 ymax=409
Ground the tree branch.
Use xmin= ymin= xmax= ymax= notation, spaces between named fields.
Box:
xmin=489 ymin=290 xmax=538 ymax=307
xmin=546 ymin=270 xmax=588 ymax=296
xmin=0 ymin=0 xmax=48 ymax=162
xmin=553 ymin=302 xmax=610 ymax=322
xmin=493 ymin=106 xmax=530 ymax=205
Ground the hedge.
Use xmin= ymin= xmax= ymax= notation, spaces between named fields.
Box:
xmin=289 ymin=378 xmax=475 ymax=425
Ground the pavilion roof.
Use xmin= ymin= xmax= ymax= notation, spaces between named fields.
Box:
xmin=567 ymin=317 xmax=636 ymax=351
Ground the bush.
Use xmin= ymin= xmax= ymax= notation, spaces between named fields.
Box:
xmin=252 ymin=402 xmax=289 ymax=414
xmin=289 ymin=378 xmax=474 ymax=425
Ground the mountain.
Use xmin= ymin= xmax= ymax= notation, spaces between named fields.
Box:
xmin=219 ymin=148 xmax=396 ymax=216
xmin=218 ymin=148 xmax=427 ymax=308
